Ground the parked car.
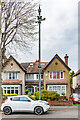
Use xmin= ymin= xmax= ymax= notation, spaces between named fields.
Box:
xmin=1 ymin=95 xmax=50 ymax=115
xmin=69 ymin=93 xmax=80 ymax=104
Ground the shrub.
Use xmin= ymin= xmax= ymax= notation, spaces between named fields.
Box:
xmin=25 ymin=89 xmax=29 ymax=95
xmin=61 ymin=92 xmax=65 ymax=100
xmin=3 ymin=94 xmax=18 ymax=96
xmin=33 ymin=90 xmax=60 ymax=101
xmin=29 ymin=95 xmax=36 ymax=100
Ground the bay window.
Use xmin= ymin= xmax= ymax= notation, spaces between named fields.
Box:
xmin=2 ymin=85 xmax=21 ymax=95
xmin=48 ymin=85 xmax=66 ymax=96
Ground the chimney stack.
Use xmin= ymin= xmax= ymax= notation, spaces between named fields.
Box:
xmin=2 ymin=56 xmax=7 ymax=63
xmin=64 ymin=54 xmax=69 ymax=66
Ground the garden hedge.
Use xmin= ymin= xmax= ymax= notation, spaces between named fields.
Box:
xmin=33 ymin=90 xmax=60 ymax=101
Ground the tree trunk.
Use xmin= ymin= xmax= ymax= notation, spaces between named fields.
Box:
xmin=0 ymin=0 xmax=3 ymax=106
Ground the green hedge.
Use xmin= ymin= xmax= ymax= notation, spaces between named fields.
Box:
xmin=33 ymin=90 xmax=60 ymax=101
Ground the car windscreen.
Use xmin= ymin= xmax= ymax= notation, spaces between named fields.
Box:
xmin=73 ymin=94 xmax=78 ymax=98
xmin=28 ymin=96 xmax=36 ymax=101
xmin=78 ymin=95 xmax=80 ymax=98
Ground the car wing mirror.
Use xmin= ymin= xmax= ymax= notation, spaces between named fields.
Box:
xmin=27 ymin=99 xmax=31 ymax=102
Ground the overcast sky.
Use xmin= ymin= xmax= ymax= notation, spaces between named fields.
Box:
xmin=15 ymin=0 xmax=79 ymax=72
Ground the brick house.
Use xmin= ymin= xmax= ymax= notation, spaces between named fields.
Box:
xmin=2 ymin=56 xmax=26 ymax=95
xmin=72 ymin=69 xmax=80 ymax=93
xmin=21 ymin=60 xmax=48 ymax=94
xmin=2 ymin=54 xmax=71 ymax=99
xmin=43 ymin=54 xmax=71 ymax=99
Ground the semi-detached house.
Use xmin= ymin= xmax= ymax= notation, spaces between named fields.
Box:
xmin=2 ymin=54 xmax=71 ymax=99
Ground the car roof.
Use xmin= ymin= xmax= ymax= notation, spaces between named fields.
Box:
xmin=8 ymin=95 xmax=28 ymax=98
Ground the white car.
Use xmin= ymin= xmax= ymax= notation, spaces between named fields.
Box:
xmin=1 ymin=95 xmax=50 ymax=115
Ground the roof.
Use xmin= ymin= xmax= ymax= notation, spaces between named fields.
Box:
xmin=43 ymin=54 xmax=71 ymax=71
xmin=2 ymin=55 xmax=26 ymax=73
xmin=2 ymin=80 xmax=22 ymax=85
xmin=73 ymin=69 xmax=80 ymax=77
xmin=21 ymin=61 xmax=48 ymax=74
xmin=46 ymin=80 xmax=68 ymax=85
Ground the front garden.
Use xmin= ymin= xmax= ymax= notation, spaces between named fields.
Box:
xmin=2 ymin=90 xmax=75 ymax=106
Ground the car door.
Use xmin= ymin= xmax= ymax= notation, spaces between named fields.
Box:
xmin=10 ymin=97 xmax=21 ymax=111
xmin=19 ymin=97 xmax=32 ymax=111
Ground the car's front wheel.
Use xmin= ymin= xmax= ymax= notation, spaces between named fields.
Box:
xmin=3 ymin=106 xmax=12 ymax=115
xmin=34 ymin=106 xmax=43 ymax=115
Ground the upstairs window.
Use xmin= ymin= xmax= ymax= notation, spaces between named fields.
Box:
xmin=36 ymin=74 xmax=43 ymax=80
xmin=6 ymin=72 xmax=19 ymax=80
xmin=26 ymin=74 xmax=34 ymax=80
xmin=49 ymin=72 xmax=64 ymax=80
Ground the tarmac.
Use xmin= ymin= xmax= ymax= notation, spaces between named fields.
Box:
xmin=0 ymin=106 xmax=79 ymax=112
xmin=49 ymin=106 xmax=78 ymax=111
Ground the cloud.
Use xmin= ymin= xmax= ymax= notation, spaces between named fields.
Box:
xmin=16 ymin=0 xmax=79 ymax=72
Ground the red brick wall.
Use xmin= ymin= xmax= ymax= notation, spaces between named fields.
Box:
xmin=47 ymin=99 xmax=72 ymax=106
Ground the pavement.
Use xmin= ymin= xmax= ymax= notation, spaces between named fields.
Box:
xmin=49 ymin=106 xmax=78 ymax=111
xmin=0 ymin=112 xmax=2 ymax=120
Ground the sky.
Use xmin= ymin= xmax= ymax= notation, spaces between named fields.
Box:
xmin=15 ymin=0 xmax=79 ymax=72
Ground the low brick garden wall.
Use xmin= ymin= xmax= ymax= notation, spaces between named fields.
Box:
xmin=47 ymin=99 xmax=72 ymax=106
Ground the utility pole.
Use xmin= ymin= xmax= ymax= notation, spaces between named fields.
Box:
xmin=37 ymin=5 xmax=45 ymax=100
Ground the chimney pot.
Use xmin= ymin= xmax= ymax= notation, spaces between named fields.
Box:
xmin=36 ymin=60 xmax=39 ymax=62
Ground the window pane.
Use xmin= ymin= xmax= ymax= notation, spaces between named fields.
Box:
xmin=15 ymin=90 xmax=18 ymax=94
xmin=49 ymin=86 xmax=52 ymax=90
xmin=57 ymin=72 xmax=60 ymax=79
xmin=11 ymin=90 xmax=14 ymax=94
xmin=11 ymin=87 xmax=14 ymax=89
xmin=31 ymin=74 xmax=34 ymax=79
xmin=15 ymin=87 xmax=18 ymax=89
xmin=12 ymin=97 xmax=20 ymax=101
xmin=7 ymin=87 xmax=10 ymax=89
xmin=53 ymin=72 xmax=56 ymax=79
xmin=61 ymin=72 xmax=63 ymax=78
xmin=20 ymin=97 xmax=28 ymax=101
xmin=3 ymin=90 xmax=6 ymax=94
xmin=9 ymin=73 xmax=11 ymax=79
xmin=36 ymin=74 xmax=38 ymax=79
xmin=41 ymin=74 xmax=43 ymax=79
xmin=13 ymin=73 xmax=15 ymax=79
xmin=50 ymin=72 xmax=52 ymax=79
xmin=6 ymin=73 xmax=8 ymax=79
xmin=7 ymin=90 xmax=10 ymax=94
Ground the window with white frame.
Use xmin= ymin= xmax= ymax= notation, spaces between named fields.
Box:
xmin=48 ymin=85 xmax=66 ymax=96
xmin=26 ymin=74 xmax=34 ymax=80
xmin=36 ymin=74 xmax=43 ymax=80
xmin=2 ymin=86 xmax=21 ymax=95
xmin=6 ymin=72 xmax=19 ymax=80
xmin=49 ymin=72 xmax=64 ymax=80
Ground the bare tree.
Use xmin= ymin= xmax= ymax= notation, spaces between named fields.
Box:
xmin=0 ymin=0 xmax=38 ymax=105
xmin=1 ymin=0 xmax=37 ymax=58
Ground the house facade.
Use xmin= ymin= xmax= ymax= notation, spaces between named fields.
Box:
xmin=43 ymin=54 xmax=71 ymax=99
xmin=72 ymin=69 xmax=80 ymax=93
xmin=2 ymin=54 xmax=71 ymax=99
xmin=2 ymin=56 xmax=26 ymax=95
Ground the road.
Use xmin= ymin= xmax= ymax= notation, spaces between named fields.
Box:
xmin=0 ymin=106 xmax=79 ymax=119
